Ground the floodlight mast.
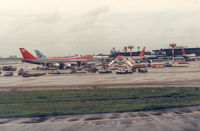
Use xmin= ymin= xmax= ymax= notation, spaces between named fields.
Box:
xmin=170 ymin=44 xmax=177 ymax=64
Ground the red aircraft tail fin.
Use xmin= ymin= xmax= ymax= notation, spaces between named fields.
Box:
xmin=19 ymin=48 xmax=37 ymax=60
xmin=139 ymin=47 xmax=145 ymax=57
xmin=182 ymin=48 xmax=186 ymax=56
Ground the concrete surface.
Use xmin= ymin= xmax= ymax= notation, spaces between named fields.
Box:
xmin=0 ymin=106 xmax=200 ymax=131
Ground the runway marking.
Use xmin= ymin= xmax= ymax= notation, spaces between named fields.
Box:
xmin=0 ymin=110 xmax=200 ymax=127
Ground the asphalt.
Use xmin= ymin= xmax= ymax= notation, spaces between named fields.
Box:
xmin=0 ymin=62 xmax=200 ymax=91
xmin=0 ymin=106 xmax=200 ymax=131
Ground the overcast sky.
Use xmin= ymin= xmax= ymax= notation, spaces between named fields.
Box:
xmin=0 ymin=0 xmax=200 ymax=57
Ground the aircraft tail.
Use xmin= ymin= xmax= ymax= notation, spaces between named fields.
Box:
xmin=139 ymin=47 xmax=146 ymax=57
xmin=19 ymin=48 xmax=37 ymax=60
xmin=182 ymin=48 xmax=186 ymax=56
xmin=35 ymin=50 xmax=47 ymax=58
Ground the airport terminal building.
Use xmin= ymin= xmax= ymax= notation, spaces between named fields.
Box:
xmin=110 ymin=47 xmax=151 ymax=58
xmin=153 ymin=46 xmax=200 ymax=56
xmin=110 ymin=46 xmax=200 ymax=57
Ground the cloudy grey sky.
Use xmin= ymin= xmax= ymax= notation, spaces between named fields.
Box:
xmin=0 ymin=0 xmax=200 ymax=57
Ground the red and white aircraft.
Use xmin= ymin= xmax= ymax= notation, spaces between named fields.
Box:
xmin=19 ymin=48 xmax=96 ymax=65
xmin=116 ymin=47 xmax=146 ymax=60
xmin=182 ymin=48 xmax=196 ymax=57
xmin=181 ymin=48 xmax=200 ymax=61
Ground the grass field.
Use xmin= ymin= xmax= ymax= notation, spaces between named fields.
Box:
xmin=0 ymin=87 xmax=200 ymax=118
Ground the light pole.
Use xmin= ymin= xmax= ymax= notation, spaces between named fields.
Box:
xmin=170 ymin=44 xmax=176 ymax=64
xmin=137 ymin=46 xmax=140 ymax=52
xmin=124 ymin=46 xmax=127 ymax=52
xmin=128 ymin=46 xmax=134 ymax=57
